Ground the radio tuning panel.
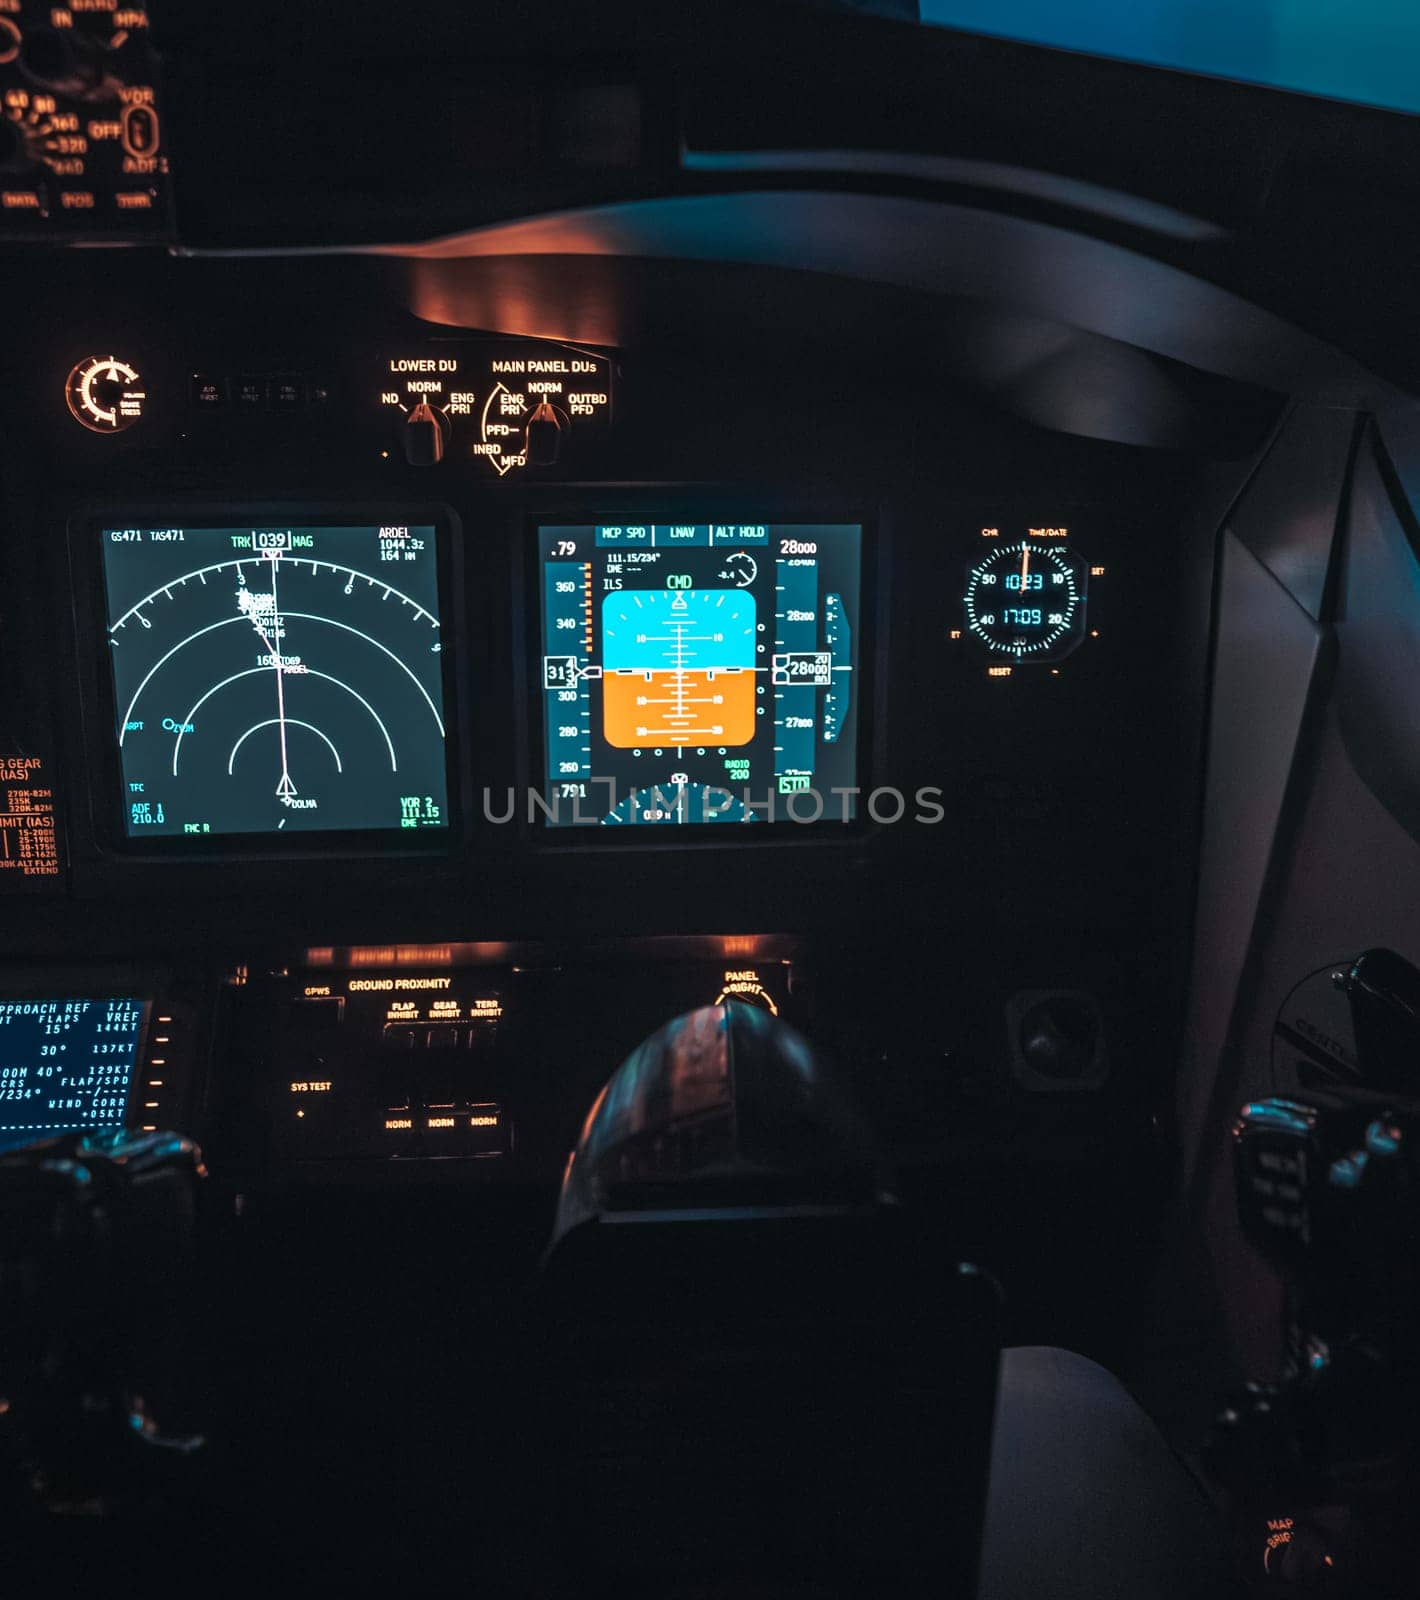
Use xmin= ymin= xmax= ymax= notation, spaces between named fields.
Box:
xmin=1 ymin=2 xmax=172 ymax=243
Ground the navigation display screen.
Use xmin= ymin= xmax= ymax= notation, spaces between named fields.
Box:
xmin=0 ymin=998 xmax=144 ymax=1154
xmin=535 ymin=522 xmax=862 ymax=827
xmin=102 ymin=523 xmax=449 ymax=840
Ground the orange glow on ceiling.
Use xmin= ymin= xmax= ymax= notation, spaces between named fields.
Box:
xmin=404 ymin=255 xmax=623 ymax=346
xmin=304 ymin=942 xmax=510 ymax=969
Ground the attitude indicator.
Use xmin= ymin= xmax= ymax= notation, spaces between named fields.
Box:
xmin=536 ymin=522 xmax=862 ymax=828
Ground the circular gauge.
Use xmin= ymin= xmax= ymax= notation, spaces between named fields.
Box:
xmin=963 ymin=540 xmax=1088 ymax=662
xmin=65 ymin=355 xmax=146 ymax=433
xmin=602 ymin=781 xmax=757 ymax=825
xmin=718 ymin=551 xmax=758 ymax=588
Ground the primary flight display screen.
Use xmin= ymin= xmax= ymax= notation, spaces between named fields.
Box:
xmin=536 ymin=522 xmax=862 ymax=826
xmin=102 ymin=523 xmax=449 ymax=840
xmin=0 ymin=998 xmax=144 ymax=1154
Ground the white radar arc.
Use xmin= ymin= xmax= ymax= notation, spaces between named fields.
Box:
xmin=107 ymin=557 xmax=439 ymax=632
xmin=170 ymin=667 xmax=398 ymax=775
xmin=115 ymin=610 xmax=444 ymax=743
xmin=227 ymin=719 xmax=344 ymax=775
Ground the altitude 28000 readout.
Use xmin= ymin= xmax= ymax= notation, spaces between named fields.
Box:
xmin=103 ymin=524 xmax=449 ymax=839
xmin=538 ymin=523 xmax=861 ymax=826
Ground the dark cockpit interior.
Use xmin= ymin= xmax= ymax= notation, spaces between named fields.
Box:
xmin=3 ymin=3 xmax=1420 ymax=1593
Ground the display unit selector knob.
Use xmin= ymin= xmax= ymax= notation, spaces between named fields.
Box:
xmin=402 ymin=397 xmax=450 ymax=465
xmin=524 ymin=396 xmax=565 ymax=466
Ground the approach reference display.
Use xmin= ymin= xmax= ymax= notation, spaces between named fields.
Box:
xmin=103 ymin=523 xmax=449 ymax=839
xmin=536 ymin=522 xmax=861 ymax=826
xmin=0 ymin=998 xmax=143 ymax=1154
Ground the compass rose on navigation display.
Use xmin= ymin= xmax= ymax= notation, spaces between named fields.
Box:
xmin=101 ymin=523 xmax=450 ymax=839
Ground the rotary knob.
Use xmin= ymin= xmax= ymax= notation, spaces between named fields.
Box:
xmin=1018 ymin=995 xmax=1101 ymax=1081
xmin=19 ymin=26 xmax=112 ymax=97
xmin=402 ymin=396 xmax=450 ymax=465
xmin=524 ymin=395 xmax=566 ymax=466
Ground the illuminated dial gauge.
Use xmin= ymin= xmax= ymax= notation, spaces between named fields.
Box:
xmin=963 ymin=540 xmax=1088 ymax=663
xmin=65 ymin=355 xmax=146 ymax=433
xmin=718 ymin=551 xmax=758 ymax=588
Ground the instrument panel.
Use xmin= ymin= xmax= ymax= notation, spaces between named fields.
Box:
xmin=373 ymin=341 xmax=613 ymax=476
xmin=0 ymin=248 xmax=1203 ymax=1249
xmin=273 ymin=970 xmax=510 ymax=1165
xmin=536 ymin=520 xmax=862 ymax=827
xmin=231 ymin=940 xmax=803 ymax=1181
xmin=0 ymin=2 xmax=171 ymax=244
xmin=25 ymin=461 xmax=1145 ymax=899
xmin=0 ymin=995 xmax=144 ymax=1152
xmin=72 ymin=502 xmax=877 ymax=853
xmin=0 ymin=249 xmax=1196 ymax=1071
xmin=0 ymin=967 xmax=202 ymax=1148
xmin=99 ymin=518 xmax=452 ymax=842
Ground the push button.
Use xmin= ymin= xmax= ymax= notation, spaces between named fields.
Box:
xmin=268 ymin=375 xmax=305 ymax=411
xmin=189 ymin=374 xmax=226 ymax=410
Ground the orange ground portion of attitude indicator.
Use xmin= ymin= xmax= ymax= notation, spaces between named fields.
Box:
xmin=603 ymin=668 xmax=756 ymax=747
